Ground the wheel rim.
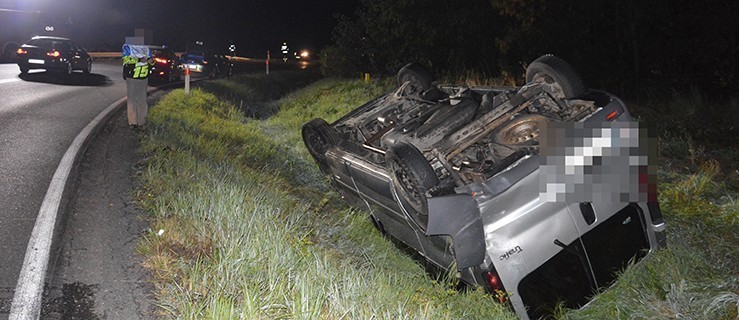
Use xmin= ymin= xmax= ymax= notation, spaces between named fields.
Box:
xmin=532 ymin=72 xmax=566 ymax=99
xmin=495 ymin=115 xmax=548 ymax=145
xmin=390 ymin=161 xmax=424 ymax=211
xmin=306 ymin=131 xmax=326 ymax=155
xmin=400 ymin=74 xmax=420 ymax=90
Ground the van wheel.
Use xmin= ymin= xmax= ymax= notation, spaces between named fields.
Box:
xmin=525 ymin=54 xmax=586 ymax=99
xmin=397 ymin=62 xmax=434 ymax=92
xmin=302 ymin=118 xmax=339 ymax=174
xmin=385 ymin=142 xmax=438 ymax=230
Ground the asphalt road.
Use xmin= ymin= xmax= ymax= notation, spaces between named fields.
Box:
xmin=41 ymin=96 xmax=165 ymax=319
xmin=0 ymin=57 xmax=314 ymax=318
xmin=0 ymin=61 xmax=129 ymax=316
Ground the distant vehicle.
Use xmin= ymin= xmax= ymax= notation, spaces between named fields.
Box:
xmin=1 ymin=9 xmax=67 ymax=63
xmin=302 ymin=55 xmax=666 ymax=320
xmin=16 ymin=36 xmax=91 ymax=75
xmin=212 ymin=53 xmax=233 ymax=77
xmin=181 ymin=43 xmax=232 ymax=79
xmin=148 ymin=45 xmax=181 ymax=83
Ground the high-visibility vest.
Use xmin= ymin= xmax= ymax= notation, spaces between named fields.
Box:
xmin=123 ymin=56 xmax=153 ymax=79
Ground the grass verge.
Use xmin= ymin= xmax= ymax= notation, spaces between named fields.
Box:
xmin=136 ymin=79 xmax=515 ymax=319
xmin=136 ymin=74 xmax=737 ymax=319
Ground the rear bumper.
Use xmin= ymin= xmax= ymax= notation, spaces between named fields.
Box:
xmin=18 ymin=59 xmax=67 ymax=71
xmin=182 ymin=62 xmax=205 ymax=73
xmin=149 ymin=65 xmax=178 ymax=80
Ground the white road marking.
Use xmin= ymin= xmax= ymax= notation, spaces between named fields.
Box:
xmin=10 ymin=85 xmax=160 ymax=319
xmin=9 ymin=95 xmax=126 ymax=319
xmin=0 ymin=78 xmax=22 ymax=84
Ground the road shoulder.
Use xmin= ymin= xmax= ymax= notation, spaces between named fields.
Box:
xmin=44 ymin=106 xmax=155 ymax=319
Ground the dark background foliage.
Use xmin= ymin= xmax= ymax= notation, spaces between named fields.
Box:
xmin=320 ymin=0 xmax=738 ymax=98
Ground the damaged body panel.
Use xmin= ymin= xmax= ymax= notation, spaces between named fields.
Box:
xmin=302 ymin=55 xmax=666 ymax=319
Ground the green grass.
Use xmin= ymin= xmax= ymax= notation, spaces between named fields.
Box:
xmin=194 ymin=70 xmax=322 ymax=119
xmin=136 ymin=74 xmax=737 ymax=319
xmin=137 ymin=80 xmax=516 ymax=319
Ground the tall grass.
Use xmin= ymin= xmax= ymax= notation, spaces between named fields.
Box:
xmin=137 ymin=74 xmax=737 ymax=319
xmin=195 ymin=70 xmax=322 ymax=119
xmin=137 ymin=83 xmax=515 ymax=319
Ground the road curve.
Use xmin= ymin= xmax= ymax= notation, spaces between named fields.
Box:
xmin=0 ymin=61 xmax=126 ymax=318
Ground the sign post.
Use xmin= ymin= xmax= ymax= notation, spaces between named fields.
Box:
xmin=281 ymin=42 xmax=288 ymax=62
xmin=185 ymin=67 xmax=190 ymax=94
xmin=266 ymin=50 xmax=270 ymax=75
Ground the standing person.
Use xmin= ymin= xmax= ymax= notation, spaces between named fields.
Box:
xmin=122 ymin=44 xmax=154 ymax=127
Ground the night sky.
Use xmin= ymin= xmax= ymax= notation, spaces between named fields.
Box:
xmin=6 ymin=0 xmax=360 ymax=57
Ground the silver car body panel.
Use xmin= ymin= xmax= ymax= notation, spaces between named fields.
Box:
xmin=309 ymin=78 xmax=665 ymax=319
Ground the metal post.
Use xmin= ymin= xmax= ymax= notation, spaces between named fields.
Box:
xmin=266 ymin=50 xmax=270 ymax=75
xmin=185 ymin=67 xmax=190 ymax=94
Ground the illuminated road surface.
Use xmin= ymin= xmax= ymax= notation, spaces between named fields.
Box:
xmin=0 ymin=61 xmax=127 ymax=317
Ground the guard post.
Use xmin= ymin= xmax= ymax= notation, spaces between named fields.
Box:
xmin=122 ymin=44 xmax=153 ymax=127
xmin=185 ymin=67 xmax=190 ymax=94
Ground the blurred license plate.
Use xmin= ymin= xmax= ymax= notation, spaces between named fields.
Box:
xmin=29 ymin=59 xmax=44 ymax=64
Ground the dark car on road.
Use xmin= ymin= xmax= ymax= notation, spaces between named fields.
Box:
xmin=302 ymin=55 xmax=666 ymax=319
xmin=148 ymin=45 xmax=181 ymax=83
xmin=16 ymin=36 xmax=91 ymax=75
xmin=181 ymin=43 xmax=233 ymax=79
xmin=212 ymin=53 xmax=234 ymax=78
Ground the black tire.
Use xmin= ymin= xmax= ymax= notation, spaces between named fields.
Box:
xmin=397 ymin=62 xmax=434 ymax=92
xmin=385 ymin=142 xmax=438 ymax=230
xmin=83 ymin=61 xmax=91 ymax=74
xmin=525 ymin=54 xmax=586 ymax=99
xmin=301 ymin=118 xmax=339 ymax=174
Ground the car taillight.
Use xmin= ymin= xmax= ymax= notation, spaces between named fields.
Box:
xmin=16 ymin=48 xmax=27 ymax=55
xmin=637 ymin=166 xmax=658 ymax=203
xmin=483 ymin=270 xmax=508 ymax=303
xmin=47 ymin=50 xmax=60 ymax=58
xmin=606 ymin=110 xmax=619 ymax=120
xmin=154 ymin=57 xmax=167 ymax=64
xmin=202 ymin=60 xmax=208 ymax=64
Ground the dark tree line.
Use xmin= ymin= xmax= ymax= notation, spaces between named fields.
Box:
xmin=321 ymin=0 xmax=738 ymax=97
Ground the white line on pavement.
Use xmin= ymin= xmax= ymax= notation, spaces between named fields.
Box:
xmin=8 ymin=95 xmax=126 ymax=320
xmin=0 ymin=78 xmax=21 ymax=84
xmin=10 ymin=84 xmax=160 ymax=320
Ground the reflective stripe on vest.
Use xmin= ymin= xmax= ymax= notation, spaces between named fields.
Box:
xmin=122 ymin=55 xmax=138 ymax=65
